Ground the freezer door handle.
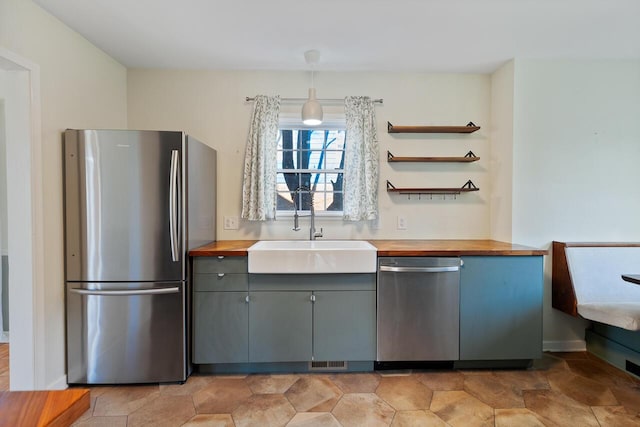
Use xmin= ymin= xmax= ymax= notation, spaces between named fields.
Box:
xmin=379 ymin=265 xmax=459 ymax=273
xmin=69 ymin=287 xmax=180 ymax=296
xmin=169 ymin=149 xmax=181 ymax=262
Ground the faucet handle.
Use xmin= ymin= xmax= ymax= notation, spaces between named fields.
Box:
xmin=293 ymin=212 xmax=300 ymax=231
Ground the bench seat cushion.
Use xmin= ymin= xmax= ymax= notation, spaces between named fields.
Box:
xmin=578 ymin=303 xmax=640 ymax=331
xmin=566 ymin=247 xmax=640 ymax=331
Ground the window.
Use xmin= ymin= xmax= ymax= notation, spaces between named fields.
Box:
xmin=276 ymin=123 xmax=346 ymax=215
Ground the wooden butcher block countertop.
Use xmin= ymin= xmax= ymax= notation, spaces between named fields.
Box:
xmin=190 ymin=239 xmax=547 ymax=257
xmin=371 ymin=239 xmax=547 ymax=256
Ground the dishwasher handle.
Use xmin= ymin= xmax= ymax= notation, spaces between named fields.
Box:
xmin=379 ymin=265 xmax=459 ymax=273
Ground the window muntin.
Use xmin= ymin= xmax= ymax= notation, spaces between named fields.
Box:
xmin=276 ymin=128 xmax=345 ymax=214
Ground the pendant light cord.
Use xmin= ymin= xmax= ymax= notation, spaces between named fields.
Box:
xmin=311 ymin=66 xmax=315 ymax=90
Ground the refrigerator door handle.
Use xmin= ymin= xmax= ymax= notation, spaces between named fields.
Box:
xmin=70 ymin=287 xmax=180 ymax=296
xmin=169 ymin=149 xmax=181 ymax=262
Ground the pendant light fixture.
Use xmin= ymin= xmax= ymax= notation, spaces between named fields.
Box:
xmin=301 ymin=49 xmax=323 ymax=126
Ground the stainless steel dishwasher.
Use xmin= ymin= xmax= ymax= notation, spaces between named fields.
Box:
xmin=377 ymin=257 xmax=461 ymax=362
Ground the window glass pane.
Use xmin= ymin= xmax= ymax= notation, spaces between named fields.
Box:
xmin=276 ymin=128 xmax=345 ymax=214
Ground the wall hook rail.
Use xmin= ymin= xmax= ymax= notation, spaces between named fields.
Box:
xmin=386 ymin=179 xmax=480 ymax=198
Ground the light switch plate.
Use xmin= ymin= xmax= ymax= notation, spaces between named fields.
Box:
xmin=397 ymin=215 xmax=407 ymax=230
xmin=223 ymin=216 xmax=239 ymax=230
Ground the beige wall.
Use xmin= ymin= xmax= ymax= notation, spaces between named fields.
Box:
xmin=0 ymin=0 xmax=127 ymax=387
xmin=489 ymin=61 xmax=514 ymax=242
xmin=128 ymin=70 xmax=492 ymax=241
xmin=512 ymin=59 xmax=640 ymax=349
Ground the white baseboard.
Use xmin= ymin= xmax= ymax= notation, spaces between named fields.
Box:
xmin=543 ymin=340 xmax=587 ymax=352
xmin=47 ymin=374 xmax=68 ymax=390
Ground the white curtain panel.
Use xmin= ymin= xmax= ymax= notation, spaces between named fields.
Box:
xmin=343 ymin=96 xmax=379 ymax=221
xmin=241 ymin=95 xmax=281 ymax=221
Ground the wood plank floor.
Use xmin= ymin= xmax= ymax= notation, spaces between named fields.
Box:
xmin=0 ymin=342 xmax=8 ymax=391
xmin=0 ymin=344 xmax=90 ymax=426
xmin=0 ymin=389 xmax=90 ymax=427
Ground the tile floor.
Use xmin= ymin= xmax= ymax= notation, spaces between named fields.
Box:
xmin=1 ymin=344 xmax=640 ymax=426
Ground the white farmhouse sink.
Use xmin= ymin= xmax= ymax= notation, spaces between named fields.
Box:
xmin=247 ymin=240 xmax=377 ymax=274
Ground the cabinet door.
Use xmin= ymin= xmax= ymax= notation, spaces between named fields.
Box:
xmin=193 ymin=291 xmax=248 ymax=363
xmin=313 ymin=291 xmax=376 ymax=361
xmin=249 ymin=291 xmax=312 ymax=363
xmin=460 ymin=256 xmax=543 ymax=360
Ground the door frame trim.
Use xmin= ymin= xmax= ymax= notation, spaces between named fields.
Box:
xmin=0 ymin=47 xmax=46 ymax=390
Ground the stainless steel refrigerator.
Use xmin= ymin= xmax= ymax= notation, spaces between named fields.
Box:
xmin=64 ymin=129 xmax=216 ymax=384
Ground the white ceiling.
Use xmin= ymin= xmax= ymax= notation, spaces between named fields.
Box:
xmin=34 ymin=0 xmax=640 ymax=73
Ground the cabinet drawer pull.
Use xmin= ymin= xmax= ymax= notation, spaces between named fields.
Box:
xmin=217 ymin=273 xmax=225 ymax=278
xmin=245 ymin=295 xmax=250 ymax=303
xmin=310 ymin=295 xmax=316 ymax=302
xmin=218 ymin=255 xmax=225 ymax=259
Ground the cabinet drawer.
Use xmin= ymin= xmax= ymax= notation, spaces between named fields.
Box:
xmin=250 ymin=273 xmax=376 ymax=291
xmin=194 ymin=256 xmax=248 ymax=274
xmin=194 ymin=273 xmax=248 ymax=292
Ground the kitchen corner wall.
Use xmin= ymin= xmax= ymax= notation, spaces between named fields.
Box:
xmin=510 ymin=59 xmax=640 ymax=349
xmin=1 ymin=0 xmax=128 ymax=388
xmin=489 ymin=60 xmax=514 ymax=243
xmin=127 ymin=70 xmax=492 ymax=241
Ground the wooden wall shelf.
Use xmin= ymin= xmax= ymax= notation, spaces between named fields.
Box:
xmin=387 ymin=150 xmax=480 ymax=163
xmin=387 ymin=121 xmax=480 ymax=134
xmin=386 ymin=180 xmax=479 ymax=196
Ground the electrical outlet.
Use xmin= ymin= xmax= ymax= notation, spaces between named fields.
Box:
xmin=223 ymin=216 xmax=239 ymax=230
xmin=397 ymin=215 xmax=407 ymax=230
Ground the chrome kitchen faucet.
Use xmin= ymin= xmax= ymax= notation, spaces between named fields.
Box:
xmin=293 ymin=186 xmax=323 ymax=240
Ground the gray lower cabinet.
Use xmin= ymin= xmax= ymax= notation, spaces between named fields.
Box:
xmin=194 ymin=254 xmax=543 ymax=366
xmin=248 ymin=274 xmax=377 ymax=363
xmin=193 ymin=291 xmax=248 ymax=363
xmin=192 ymin=256 xmax=249 ymax=364
xmin=248 ymin=288 xmax=377 ymax=363
xmin=193 ymin=260 xmax=377 ymax=365
xmin=314 ymin=291 xmax=376 ymax=361
xmin=249 ymin=291 xmax=313 ymax=363
xmin=459 ymin=256 xmax=543 ymax=361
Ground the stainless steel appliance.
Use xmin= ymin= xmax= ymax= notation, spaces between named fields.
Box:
xmin=64 ymin=129 xmax=216 ymax=384
xmin=377 ymin=257 xmax=460 ymax=362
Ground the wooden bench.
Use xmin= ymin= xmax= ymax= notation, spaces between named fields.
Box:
xmin=552 ymin=241 xmax=640 ymax=329
xmin=0 ymin=389 xmax=89 ymax=427
xmin=552 ymin=241 xmax=640 ymax=378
